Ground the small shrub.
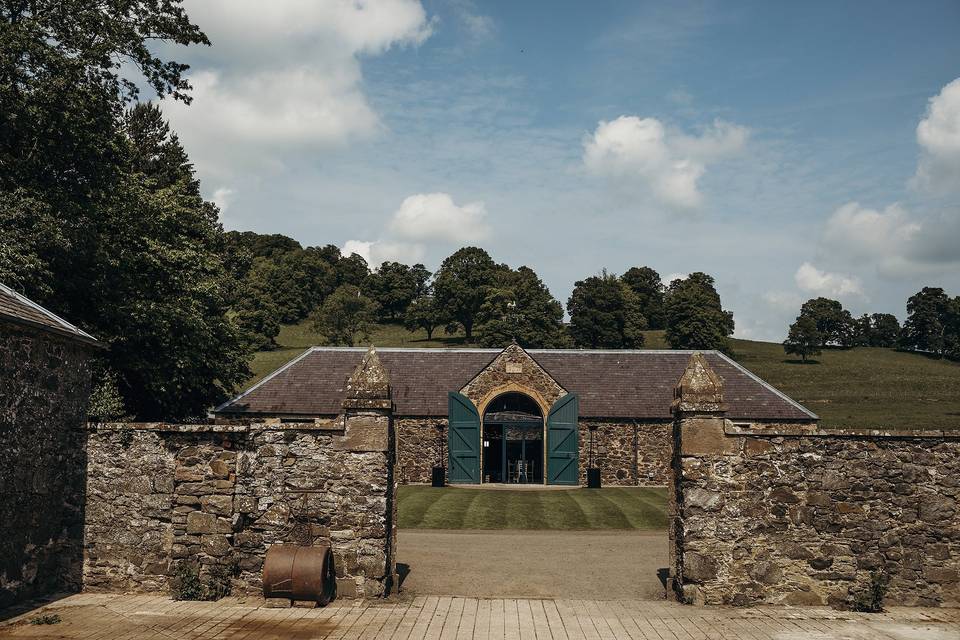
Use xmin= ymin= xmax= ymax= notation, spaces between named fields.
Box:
xmin=170 ymin=563 xmax=206 ymax=601
xmin=170 ymin=561 xmax=236 ymax=601
xmin=29 ymin=613 xmax=61 ymax=625
xmin=852 ymin=570 xmax=889 ymax=612
xmin=204 ymin=562 xmax=236 ymax=601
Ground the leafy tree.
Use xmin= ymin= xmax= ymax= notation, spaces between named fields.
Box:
xmin=367 ymin=262 xmax=432 ymax=323
xmin=784 ymin=315 xmax=823 ymax=363
xmin=0 ymin=5 xmax=256 ymax=420
xmin=404 ymin=294 xmax=445 ymax=340
xmin=476 ymin=266 xmax=568 ymax=348
xmin=798 ymin=297 xmax=856 ymax=347
xmin=310 ymin=285 xmax=378 ymax=347
xmin=224 ymin=231 xmax=302 ymax=261
xmin=852 ymin=314 xmax=873 ymax=347
xmin=664 ymin=273 xmax=734 ymax=351
xmin=233 ymin=292 xmax=281 ymax=351
xmin=433 ymin=247 xmax=499 ymax=340
xmin=335 ymin=252 xmax=370 ymax=288
xmin=944 ymin=297 xmax=960 ymax=361
xmin=621 ymin=266 xmax=666 ymax=329
xmin=567 ymin=271 xmax=646 ymax=348
xmin=900 ymin=287 xmax=951 ymax=355
xmin=869 ymin=313 xmax=900 ymax=348
xmin=246 ymin=249 xmax=336 ymax=323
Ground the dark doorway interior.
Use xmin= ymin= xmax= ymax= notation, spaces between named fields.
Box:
xmin=482 ymin=392 xmax=543 ymax=484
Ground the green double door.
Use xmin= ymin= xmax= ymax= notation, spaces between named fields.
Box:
xmin=447 ymin=392 xmax=579 ymax=485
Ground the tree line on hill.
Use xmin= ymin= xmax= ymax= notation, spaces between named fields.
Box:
xmin=224 ymin=239 xmax=737 ymax=354
xmin=783 ymin=288 xmax=960 ymax=362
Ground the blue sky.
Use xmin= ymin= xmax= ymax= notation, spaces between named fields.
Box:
xmin=159 ymin=0 xmax=960 ymax=341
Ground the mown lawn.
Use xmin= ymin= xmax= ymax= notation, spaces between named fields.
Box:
xmin=243 ymin=323 xmax=960 ymax=430
xmin=397 ymin=486 xmax=669 ymax=530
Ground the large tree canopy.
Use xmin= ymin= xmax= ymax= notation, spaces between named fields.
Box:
xmin=798 ymin=297 xmax=856 ymax=348
xmin=621 ymin=266 xmax=666 ymax=330
xmin=476 ymin=266 xmax=568 ymax=348
xmin=567 ymin=271 xmax=646 ymax=349
xmin=432 ymin=247 xmax=499 ymax=340
xmin=0 ymin=4 xmax=254 ymax=420
xmin=900 ymin=287 xmax=951 ymax=355
xmin=663 ymin=273 xmax=734 ymax=351
xmin=366 ymin=261 xmax=431 ymax=323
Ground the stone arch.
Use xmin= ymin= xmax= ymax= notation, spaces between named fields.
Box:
xmin=459 ymin=343 xmax=566 ymax=412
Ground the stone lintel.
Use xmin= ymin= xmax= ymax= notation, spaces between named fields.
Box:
xmin=672 ymin=352 xmax=726 ymax=416
xmin=341 ymin=398 xmax=392 ymax=410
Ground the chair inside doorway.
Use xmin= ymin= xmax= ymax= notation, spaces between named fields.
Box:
xmin=482 ymin=392 xmax=544 ymax=484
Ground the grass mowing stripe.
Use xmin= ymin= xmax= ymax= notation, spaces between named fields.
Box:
xmin=504 ymin=491 xmax=547 ymax=529
xmin=397 ymin=487 xmax=446 ymax=529
xmin=462 ymin=489 xmax=508 ymax=529
xmin=419 ymin=488 xmax=480 ymax=529
xmin=567 ymin=490 xmax=631 ymax=529
xmin=540 ymin=491 xmax=590 ymax=529
xmin=604 ymin=488 xmax=668 ymax=529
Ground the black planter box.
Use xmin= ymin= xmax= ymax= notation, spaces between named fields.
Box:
xmin=587 ymin=468 xmax=602 ymax=488
xmin=431 ymin=467 xmax=445 ymax=487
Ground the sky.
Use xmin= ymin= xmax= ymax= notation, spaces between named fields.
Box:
xmin=156 ymin=0 xmax=960 ymax=341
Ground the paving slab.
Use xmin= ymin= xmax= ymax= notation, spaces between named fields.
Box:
xmin=2 ymin=594 xmax=958 ymax=640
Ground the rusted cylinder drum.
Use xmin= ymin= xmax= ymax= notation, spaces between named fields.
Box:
xmin=263 ymin=544 xmax=335 ymax=605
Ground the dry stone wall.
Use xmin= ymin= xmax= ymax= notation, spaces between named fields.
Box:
xmin=84 ymin=421 xmax=396 ymax=599
xmin=396 ymin=418 xmax=446 ymax=484
xmin=578 ymin=421 xmax=671 ymax=486
xmin=0 ymin=324 xmax=93 ymax=607
xmin=670 ymin=353 xmax=960 ymax=608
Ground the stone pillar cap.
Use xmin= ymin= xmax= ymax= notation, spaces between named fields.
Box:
xmin=343 ymin=345 xmax=390 ymax=403
xmin=672 ymin=352 xmax=726 ymax=415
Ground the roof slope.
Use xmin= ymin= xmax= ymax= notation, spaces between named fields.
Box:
xmin=217 ymin=347 xmax=816 ymax=421
xmin=0 ymin=282 xmax=98 ymax=345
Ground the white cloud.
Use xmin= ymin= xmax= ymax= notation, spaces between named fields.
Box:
xmin=389 ymin=192 xmax=490 ymax=243
xmin=794 ymin=262 xmax=864 ymax=299
xmin=211 ymin=186 xmax=234 ymax=212
xmin=763 ymin=290 xmax=803 ymax=311
xmin=821 ymin=201 xmax=960 ymax=278
xmin=342 ymin=239 xmax=425 ymax=268
xmin=163 ymin=0 xmax=433 ymax=178
xmin=582 ymin=116 xmax=748 ymax=210
xmin=913 ymin=77 xmax=960 ymax=193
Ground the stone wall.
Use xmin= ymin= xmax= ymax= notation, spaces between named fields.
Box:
xmin=396 ymin=418 xmax=446 ymax=484
xmin=84 ymin=421 xmax=397 ymax=599
xmin=0 ymin=323 xmax=93 ymax=608
xmin=578 ymin=421 xmax=671 ymax=486
xmin=671 ymin=353 xmax=960 ymax=608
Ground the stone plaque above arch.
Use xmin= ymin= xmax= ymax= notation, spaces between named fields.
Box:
xmin=460 ymin=343 xmax=567 ymax=417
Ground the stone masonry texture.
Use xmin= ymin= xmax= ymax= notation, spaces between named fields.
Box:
xmin=671 ymin=353 xmax=960 ymax=608
xmin=0 ymin=323 xmax=93 ymax=607
xmin=84 ymin=421 xmax=396 ymax=600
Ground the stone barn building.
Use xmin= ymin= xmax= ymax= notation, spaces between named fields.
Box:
xmin=216 ymin=344 xmax=817 ymax=486
xmin=0 ymin=283 xmax=99 ymax=607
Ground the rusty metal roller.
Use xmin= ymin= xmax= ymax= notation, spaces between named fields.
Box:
xmin=262 ymin=544 xmax=336 ymax=605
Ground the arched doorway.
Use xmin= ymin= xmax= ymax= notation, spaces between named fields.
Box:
xmin=481 ymin=392 xmax=544 ymax=484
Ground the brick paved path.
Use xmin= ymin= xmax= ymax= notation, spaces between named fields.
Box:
xmin=1 ymin=593 xmax=958 ymax=639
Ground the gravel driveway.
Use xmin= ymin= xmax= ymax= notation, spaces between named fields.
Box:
xmin=397 ymin=529 xmax=668 ymax=600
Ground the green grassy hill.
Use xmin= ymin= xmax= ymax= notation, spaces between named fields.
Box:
xmin=245 ymin=321 xmax=960 ymax=430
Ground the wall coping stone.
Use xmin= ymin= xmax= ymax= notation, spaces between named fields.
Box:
xmin=87 ymin=421 xmax=343 ymax=433
xmin=724 ymin=422 xmax=960 ymax=439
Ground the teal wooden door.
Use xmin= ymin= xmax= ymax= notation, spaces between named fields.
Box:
xmin=547 ymin=393 xmax=579 ymax=485
xmin=447 ymin=392 xmax=480 ymax=484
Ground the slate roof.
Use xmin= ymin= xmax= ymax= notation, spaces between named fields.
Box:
xmin=217 ymin=347 xmax=817 ymax=421
xmin=0 ymin=282 xmax=99 ymax=346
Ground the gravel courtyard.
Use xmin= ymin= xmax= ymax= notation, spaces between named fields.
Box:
xmin=397 ymin=529 xmax=668 ymax=600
